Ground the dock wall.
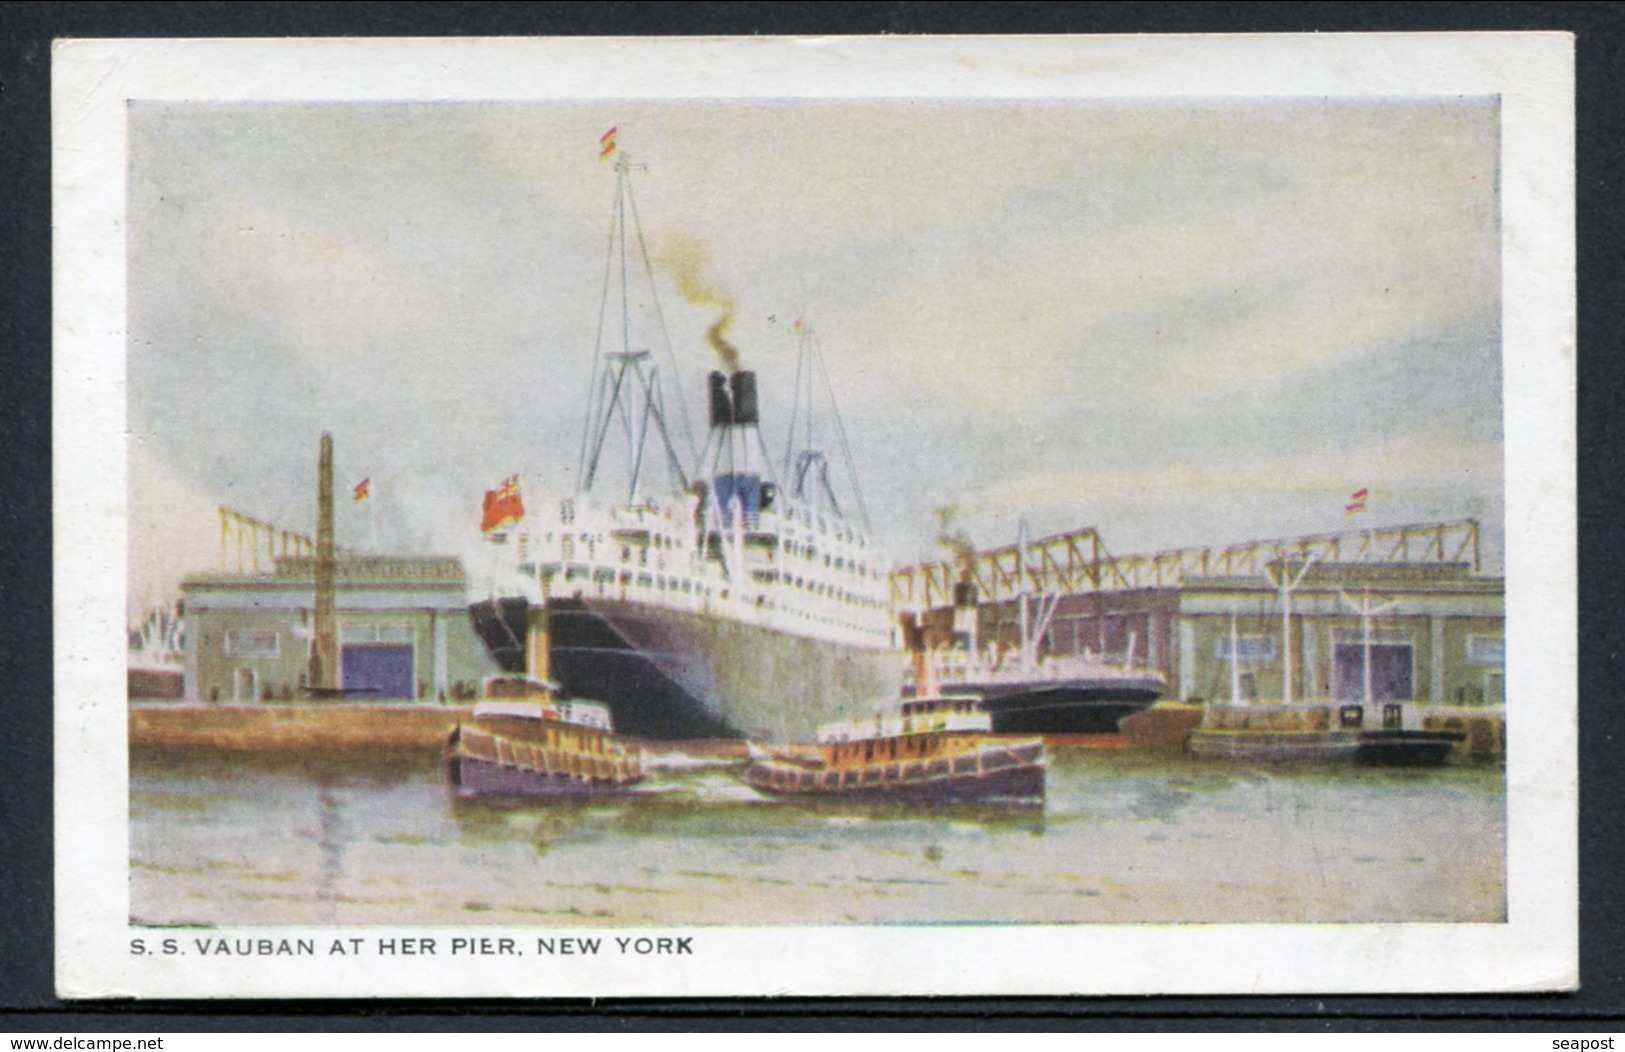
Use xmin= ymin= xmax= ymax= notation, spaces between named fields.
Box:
xmin=129 ymin=704 xmax=474 ymax=751
xmin=1118 ymin=702 xmax=1204 ymax=750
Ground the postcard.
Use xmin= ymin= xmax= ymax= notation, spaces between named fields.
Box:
xmin=54 ymin=34 xmax=1575 ymax=998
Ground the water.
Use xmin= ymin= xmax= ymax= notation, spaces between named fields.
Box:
xmin=130 ymin=746 xmax=1505 ymax=927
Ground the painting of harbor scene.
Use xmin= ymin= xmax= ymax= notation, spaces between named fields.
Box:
xmin=126 ymin=91 xmax=1507 ymax=926
xmin=58 ymin=35 xmax=1574 ymax=996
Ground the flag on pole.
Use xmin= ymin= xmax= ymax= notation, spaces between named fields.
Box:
xmin=352 ymin=478 xmax=371 ymax=503
xmin=481 ymin=475 xmax=526 ymax=533
xmin=1345 ymin=487 xmax=1369 ymax=515
xmin=599 ymin=126 xmax=618 ymax=161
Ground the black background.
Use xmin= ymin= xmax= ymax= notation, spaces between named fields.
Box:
xmin=2 ymin=1 xmax=1616 ymax=1032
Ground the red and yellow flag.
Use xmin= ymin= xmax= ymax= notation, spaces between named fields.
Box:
xmin=352 ymin=478 xmax=371 ymax=503
xmin=599 ymin=126 xmax=618 ymax=161
xmin=481 ymin=475 xmax=526 ymax=533
xmin=1345 ymin=487 xmax=1369 ymax=515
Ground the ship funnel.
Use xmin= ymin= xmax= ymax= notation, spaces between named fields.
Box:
xmin=708 ymin=371 xmax=733 ymax=428
xmin=729 ymin=371 xmax=759 ymax=425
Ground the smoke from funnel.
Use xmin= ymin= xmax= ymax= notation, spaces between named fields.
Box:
xmin=656 ymin=239 xmax=741 ymax=370
xmin=706 ymin=316 xmax=740 ymax=370
xmin=933 ymin=504 xmax=978 ymax=580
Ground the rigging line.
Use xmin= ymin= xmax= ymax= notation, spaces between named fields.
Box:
xmin=628 ymin=366 xmax=657 ymax=504
xmin=625 ymin=169 xmax=701 ymax=473
xmin=579 ymin=169 xmax=623 ymax=488
xmin=781 ymin=326 xmax=806 ymax=480
xmin=817 ymin=459 xmax=844 ymax=519
xmin=751 ymin=423 xmax=783 ymax=490
xmin=696 ymin=426 xmax=716 ymax=485
xmin=812 ymin=328 xmax=871 ymax=532
xmin=583 ymin=366 xmax=630 ymax=492
xmin=618 ymin=165 xmax=633 ymax=399
xmin=804 ymin=318 xmax=816 ymax=456
xmin=633 ymin=363 xmax=691 ymax=491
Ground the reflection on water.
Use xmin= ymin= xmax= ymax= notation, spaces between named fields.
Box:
xmin=130 ymin=746 xmax=1505 ymax=927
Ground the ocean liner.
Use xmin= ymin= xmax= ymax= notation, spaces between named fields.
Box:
xmin=469 ymin=150 xmax=902 ymax=742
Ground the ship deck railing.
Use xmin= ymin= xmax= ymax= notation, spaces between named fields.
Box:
xmin=537 ymin=559 xmax=896 ymax=648
xmin=928 ymin=649 xmax=1162 ymax=683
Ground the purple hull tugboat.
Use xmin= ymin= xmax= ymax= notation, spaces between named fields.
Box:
xmin=740 ymin=696 xmax=1045 ymax=805
xmin=445 ymin=677 xmax=645 ymax=798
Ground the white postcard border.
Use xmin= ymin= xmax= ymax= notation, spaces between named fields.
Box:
xmin=53 ymin=33 xmax=1576 ymax=998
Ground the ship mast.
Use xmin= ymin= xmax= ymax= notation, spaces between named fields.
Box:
xmin=577 ymin=153 xmax=694 ymax=504
xmin=780 ymin=321 xmax=871 ymax=531
xmin=1261 ymin=554 xmax=1317 ymax=705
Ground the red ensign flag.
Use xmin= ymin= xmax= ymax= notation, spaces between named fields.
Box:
xmin=481 ymin=475 xmax=526 ymax=533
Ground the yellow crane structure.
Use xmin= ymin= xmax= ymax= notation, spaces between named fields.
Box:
xmin=889 ymin=519 xmax=1482 ymax=614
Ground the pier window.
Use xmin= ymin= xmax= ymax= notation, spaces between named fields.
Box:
xmin=340 ymin=624 xmax=413 ymax=645
xmin=1467 ymin=636 xmax=1505 ymax=667
xmin=223 ymin=630 xmax=279 ymax=658
xmin=1214 ymin=635 xmax=1275 ymax=664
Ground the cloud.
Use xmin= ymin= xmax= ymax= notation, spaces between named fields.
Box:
xmin=894 ymin=428 xmax=1505 ymax=568
xmin=192 ymin=193 xmax=436 ymax=360
xmin=124 ymin=98 xmax=1505 ymax=600
xmin=968 ymin=430 xmax=1499 ymax=510
xmin=128 ymin=441 xmax=223 ymax=623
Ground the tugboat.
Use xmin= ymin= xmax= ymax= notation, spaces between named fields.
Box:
xmin=445 ymin=677 xmax=646 ymax=798
xmin=446 ymin=601 xmax=645 ymax=798
xmin=739 ymin=696 xmax=1045 ymax=805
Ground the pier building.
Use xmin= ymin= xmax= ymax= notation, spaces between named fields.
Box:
xmin=180 ymin=555 xmax=500 ymax=704
xmin=892 ymin=520 xmax=1504 ymax=750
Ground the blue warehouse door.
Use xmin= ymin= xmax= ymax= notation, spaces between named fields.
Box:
xmin=1331 ymin=643 xmax=1414 ymax=702
xmin=342 ymin=645 xmax=414 ymax=700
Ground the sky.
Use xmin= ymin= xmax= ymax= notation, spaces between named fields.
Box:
xmin=126 ymin=98 xmax=1502 ymax=619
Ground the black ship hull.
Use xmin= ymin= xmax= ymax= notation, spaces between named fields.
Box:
xmin=914 ymin=679 xmax=1162 ymax=735
xmin=470 ymin=596 xmax=904 ymax=742
xmin=1353 ymin=730 xmax=1464 ymax=767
